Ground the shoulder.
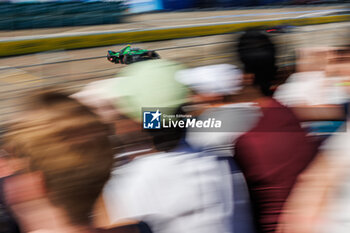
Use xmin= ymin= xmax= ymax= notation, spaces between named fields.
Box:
xmin=98 ymin=221 xmax=153 ymax=233
xmin=114 ymin=152 xmax=197 ymax=181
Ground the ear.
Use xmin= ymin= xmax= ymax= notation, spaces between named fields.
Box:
xmin=243 ymin=73 xmax=254 ymax=86
xmin=4 ymin=171 xmax=47 ymax=206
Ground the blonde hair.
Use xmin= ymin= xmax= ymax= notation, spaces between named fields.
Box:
xmin=6 ymin=90 xmax=114 ymax=224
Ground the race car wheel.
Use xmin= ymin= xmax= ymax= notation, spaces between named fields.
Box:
xmin=119 ymin=55 xmax=124 ymax=64
xmin=123 ymin=54 xmax=133 ymax=64
xmin=152 ymin=51 xmax=160 ymax=59
xmin=147 ymin=51 xmax=160 ymax=59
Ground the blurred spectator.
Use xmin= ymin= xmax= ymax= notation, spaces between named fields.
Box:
xmin=277 ymin=117 xmax=350 ymax=233
xmin=2 ymin=91 xmax=152 ymax=233
xmin=274 ymin=71 xmax=347 ymax=107
xmin=233 ymin=30 xmax=319 ymax=233
xmin=277 ymin=68 xmax=350 ymax=232
xmin=176 ymin=64 xmax=260 ymax=152
xmin=274 ymin=47 xmax=349 ymax=135
xmin=103 ymin=60 xmax=245 ymax=233
xmin=176 ymin=64 xmax=259 ymax=233
xmin=71 ymin=78 xmax=121 ymax=124
xmin=274 ymin=46 xmax=350 ymax=110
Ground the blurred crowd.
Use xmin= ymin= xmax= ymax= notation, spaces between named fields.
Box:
xmin=1 ymin=29 xmax=350 ymax=233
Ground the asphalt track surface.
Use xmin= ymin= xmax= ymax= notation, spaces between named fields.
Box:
xmin=0 ymin=10 xmax=349 ymax=126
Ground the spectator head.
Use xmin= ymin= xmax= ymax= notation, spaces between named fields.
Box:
xmin=71 ymin=78 xmax=122 ymax=124
xmin=237 ymin=30 xmax=277 ymax=96
xmin=3 ymin=90 xmax=113 ymax=230
xmin=175 ymin=64 xmax=243 ymax=104
xmin=110 ymin=60 xmax=190 ymax=152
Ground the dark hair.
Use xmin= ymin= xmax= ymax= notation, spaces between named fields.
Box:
xmin=146 ymin=106 xmax=186 ymax=152
xmin=237 ymin=30 xmax=277 ymax=96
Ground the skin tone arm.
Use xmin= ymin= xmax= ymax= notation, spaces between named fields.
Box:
xmin=277 ymin=150 xmax=349 ymax=233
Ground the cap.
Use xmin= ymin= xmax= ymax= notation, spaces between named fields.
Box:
xmin=175 ymin=64 xmax=242 ymax=96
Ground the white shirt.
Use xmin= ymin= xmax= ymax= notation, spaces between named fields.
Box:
xmin=274 ymin=71 xmax=348 ymax=107
xmin=103 ymin=151 xmax=245 ymax=233
xmin=185 ymin=103 xmax=260 ymax=155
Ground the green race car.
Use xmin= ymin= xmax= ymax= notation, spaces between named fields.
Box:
xmin=107 ymin=45 xmax=160 ymax=64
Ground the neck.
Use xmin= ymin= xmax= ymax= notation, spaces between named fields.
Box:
xmin=233 ymin=86 xmax=265 ymax=103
